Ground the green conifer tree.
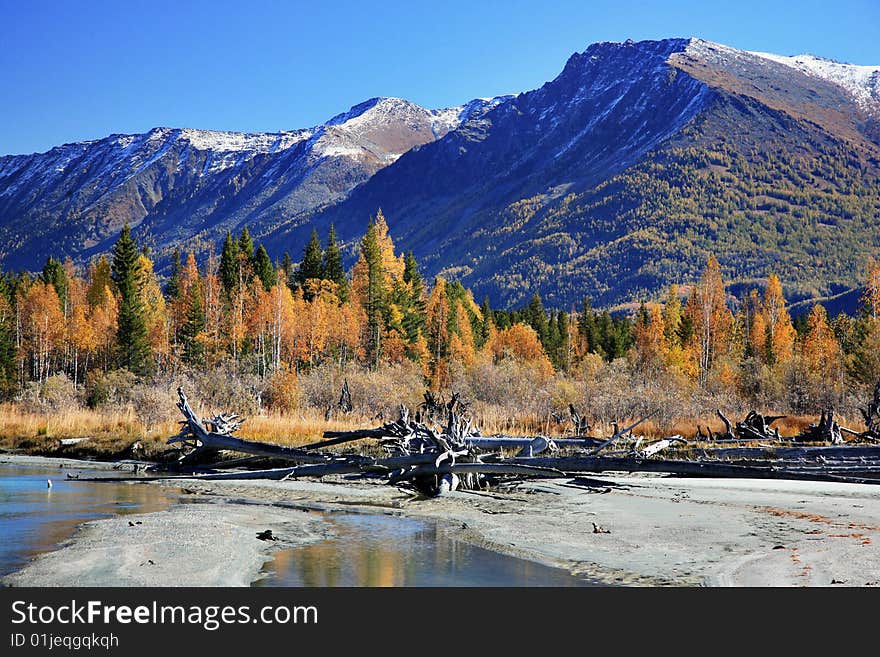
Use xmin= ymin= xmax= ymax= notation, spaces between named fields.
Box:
xmin=253 ymin=244 xmax=276 ymax=291
xmin=322 ymin=225 xmax=348 ymax=302
xmin=525 ymin=292 xmax=549 ymax=346
xmin=361 ymin=220 xmax=386 ymax=368
xmin=40 ymin=257 xmax=68 ymax=312
xmin=280 ymin=253 xmax=294 ymax=283
xmin=296 ymin=229 xmax=324 ymax=299
xmin=111 ymin=224 xmax=151 ymax=374
xmin=164 ymin=249 xmax=182 ymax=300
xmin=180 ymin=278 xmax=206 ymax=365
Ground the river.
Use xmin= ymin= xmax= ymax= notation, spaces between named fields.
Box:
xmin=0 ymin=461 xmax=594 ymax=586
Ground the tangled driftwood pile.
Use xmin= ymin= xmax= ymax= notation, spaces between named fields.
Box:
xmin=145 ymin=383 xmax=880 ymax=495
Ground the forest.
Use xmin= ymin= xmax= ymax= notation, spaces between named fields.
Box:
xmin=1 ymin=208 xmax=879 ymax=454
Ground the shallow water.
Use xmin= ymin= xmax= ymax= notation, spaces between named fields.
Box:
xmin=256 ymin=512 xmax=596 ymax=587
xmin=0 ymin=462 xmax=177 ymax=577
xmin=1 ymin=462 xmax=594 ymax=586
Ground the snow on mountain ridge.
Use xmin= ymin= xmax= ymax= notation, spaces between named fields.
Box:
xmin=685 ymin=37 xmax=880 ymax=112
xmin=748 ymin=51 xmax=880 ymax=110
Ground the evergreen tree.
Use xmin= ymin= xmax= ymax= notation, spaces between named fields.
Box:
xmin=525 ymin=292 xmax=549 ymax=346
xmin=111 ymin=224 xmax=151 ymax=373
xmin=400 ymin=251 xmax=426 ymax=344
xmin=218 ymin=231 xmax=240 ymax=300
xmin=253 ymin=244 xmax=276 ymax=291
xmin=577 ymin=297 xmax=599 ymax=354
xmin=556 ymin=310 xmax=571 ymax=371
xmin=280 ymin=253 xmax=294 ymax=284
xmin=238 ymin=227 xmax=255 ymax=265
xmin=164 ymin=249 xmax=182 ymax=300
xmin=322 ymin=225 xmax=348 ymax=302
xmin=40 ymin=256 xmax=68 ymax=312
xmin=360 ymin=220 xmax=386 ymax=367
xmin=0 ymin=276 xmax=16 ymax=396
xmin=180 ymin=277 xmax=206 ymax=365
xmin=296 ymin=228 xmax=324 ymax=299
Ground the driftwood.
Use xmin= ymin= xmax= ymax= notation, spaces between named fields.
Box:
xmin=795 ymin=410 xmax=844 ymax=445
xmin=159 ymin=388 xmax=880 ymax=495
xmin=859 ymin=380 xmax=880 ymax=440
xmin=170 ymin=388 xmax=343 ymax=466
xmin=586 ymin=410 xmax=659 ymax=455
xmin=513 ymin=455 xmax=880 ymax=485
xmin=639 ymin=436 xmax=687 ymax=458
xmin=714 ymin=410 xmax=783 ymax=442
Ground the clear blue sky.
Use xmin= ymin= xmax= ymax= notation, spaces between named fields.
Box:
xmin=1 ymin=0 xmax=878 ymax=155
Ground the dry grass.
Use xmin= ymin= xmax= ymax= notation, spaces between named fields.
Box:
xmin=0 ymin=398 xmax=868 ymax=460
xmin=0 ymin=402 xmax=374 ymax=456
xmin=232 ymin=409 xmax=370 ymax=448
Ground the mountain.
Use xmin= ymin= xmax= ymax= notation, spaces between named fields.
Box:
xmin=2 ymin=37 xmax=879 ymax=310
xmin=281 ymin=37 xmax=880 ymax=309
xmin=0 ymin=96 xmax=505 ymax=270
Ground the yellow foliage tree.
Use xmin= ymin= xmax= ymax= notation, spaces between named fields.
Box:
xmin=19 ymin=281 xmax=65 ymax=383
xmin=761 ymin=274 xmax=795 ymax=367
xmin=684 ymin=254 xmax=734 ymax=385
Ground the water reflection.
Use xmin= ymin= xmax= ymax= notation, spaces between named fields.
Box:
xmin=257 ymin=513 xmax=594 ymax=587
xmin=0 ymin=463 xmax=177 ymax=577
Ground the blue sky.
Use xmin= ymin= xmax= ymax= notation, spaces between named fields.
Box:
xmin=1 ymin=0 xmax=878 ymax=155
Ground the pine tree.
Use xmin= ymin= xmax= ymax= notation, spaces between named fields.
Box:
xmin=0 ymin=277 xmax=17 ymax=395
xmin=400 ymin=250 xmax=426 ymax=344
xmin=577 ymin=297 xmax=600 ymax=355
xmin=296 ymin=229 xmax=324 ymax=299
xmin=238 ymin=227 xmax=255 ymax=266
xmin=360 ymin=220 xmax=385 ymax=368
xmin=556 ymin=310 xmax=571 ymax=372
xmin=164 ymin=249 xmax=182 ymax=300
xmin=111 ymin=224 xmax=150 ymax=374
xmin=280 ymin=252 xmax=294 ymax=283
xmin=253 ymin=244 xmax=276 ymax=292
xmin=525 ymin=292 xmax=549 ymax=346
xmin=218 ymin=231 xmax=240 ymax=300
xmin=180 ymin=276 xmax=206 ymax=365
xmin=322 ymin=225 xmax=348 ymax=302
xmin=40 ymin=256 xmax=68 ymax=313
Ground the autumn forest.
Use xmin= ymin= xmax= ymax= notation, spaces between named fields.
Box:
xmin=1 ymin=208 xmax=880 ymax=451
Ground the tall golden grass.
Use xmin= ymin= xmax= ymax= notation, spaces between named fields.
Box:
xmin=0 ymin=401 xmax=866 ymax=458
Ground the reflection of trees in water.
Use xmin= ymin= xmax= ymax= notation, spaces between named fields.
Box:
xmin=274 ymin=518 xmax=450 ymax=587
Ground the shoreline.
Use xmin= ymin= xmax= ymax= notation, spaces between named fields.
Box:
xmin=3 ymin=454 xmax=880 ymax=587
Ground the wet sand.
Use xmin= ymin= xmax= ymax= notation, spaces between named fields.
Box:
xmin=3 ymin=454 xmax=880 ymax=587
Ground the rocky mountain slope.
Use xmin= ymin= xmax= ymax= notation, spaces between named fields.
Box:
xmin=2 ymin=37 xmax=878 ymax=309
xmin=286 ymin=37 xmax=880 ymax=308
xmin=0 ymin=96 xmax=504 ymax=270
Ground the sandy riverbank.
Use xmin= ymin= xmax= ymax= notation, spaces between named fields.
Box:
xmin=3 ymin=454 xmax=880 ymax=586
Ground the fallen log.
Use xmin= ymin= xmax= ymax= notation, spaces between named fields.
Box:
xmin=512 ymin=455 xmax=880 ymax=485
xmin=586 ymin=411 xmax=659 ymax=456
xmin=171 ymin=387 xmax=339 ymax=465
xmin=388 ymin=462 xmax=566 ymax=486
xmin=640 ymin=436 xmax=687 ymax=458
